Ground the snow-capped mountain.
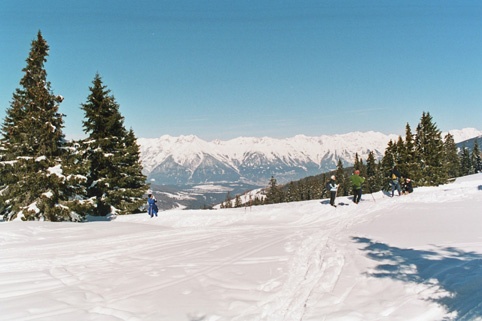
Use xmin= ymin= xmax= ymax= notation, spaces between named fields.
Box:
xmin=137 ymin=128 xmax=481 ymax=209
xmin=443 ymin=127 xmax=482 ymax=144
xmin=138 ymin=131 xmax=400 ymax=186
xmin=138 ymin=128 xmax=482 ymax=187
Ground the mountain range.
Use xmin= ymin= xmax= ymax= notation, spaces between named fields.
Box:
xmin=137 ymin=128 xmax=481 ymax=209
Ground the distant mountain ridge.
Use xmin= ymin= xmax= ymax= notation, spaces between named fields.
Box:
xmin=137 ymin=128 xmax=481 ymax=209
xmin=138 ymin=131 xmax=397 ymax=186
xmin=138 ymin=128 xmax=482 ymax=187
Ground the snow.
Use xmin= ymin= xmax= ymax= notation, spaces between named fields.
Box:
xmin=444 ymin=128 xmax=482 ymax=143
xmin=137 ymin=131 xmax=400 ymax=173
xmin=137 ymin=128 xmax=481 ymax=174
xmin=1 ymin=174 xmax=482 ymax=321
xmin=47 ymin=164 xmax=63 ymax=177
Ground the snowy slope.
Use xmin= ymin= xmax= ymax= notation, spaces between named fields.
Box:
xmin=1 ymin=173 xmax=482 ymax=321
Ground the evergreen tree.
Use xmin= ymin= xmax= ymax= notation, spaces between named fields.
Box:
xmin=107 ymin=129 xmax=149 ymax=214
xmin=471 ymin=140 xmax=482 ymax=173
xmin=394 ymin=136 xmax=406 ymax=172
xmin=403 ymin=123 xmax=418 ymax=180
xmin=320 ymin=173 xmax=328 ymax=198
xmin=234 ymin=194 xmax=242 ymax=208
xmin=443 ymin=133 xmax=460 ymax=179
xmin=80 ymin=74 xmax=148 ymax=216
xmin=265 ymin=176 xmax=282 ymax=204
xmin=460 ymin=146 xmax=472 ymax=176
xmin=335 ymin=159 xmax=349 ymax=196
xmin=286 ymin=181 xmax=298 ymax=202
xmin=380 ymin=140 xmax=396 ymax=190
xmin=223 ymin=191 xmax=232 ymax=208
xmin=414 ymin=112 xmax=447 ymax=186
xmin=0 ymin=31 xmax=87 ymax=221
xmin=366 ymin=151 xmax=382 ymax=192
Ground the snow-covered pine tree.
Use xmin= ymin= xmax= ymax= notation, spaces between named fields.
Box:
xmin=443 ymin=133 xmax=460 ymax=179
xmin=106 ymin=129 xmax=148 ymax=214
xmin=0 ymin=31 xmax=87 ymax=221
xmin=80 ymin=74 xmax=148 ymax=216
xmin=414 ymin=112 xmax=447 ymax=186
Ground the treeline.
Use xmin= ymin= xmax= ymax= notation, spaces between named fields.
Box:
xmin=0 ymin=32 xmax=149 ymax=221
xmin=222 ymin=112 xmax=481 ymax=208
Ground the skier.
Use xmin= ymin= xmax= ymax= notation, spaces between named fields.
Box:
xmin=147 ymin=194 xmax=158 ymax=217
xmin=390 ymin=166 xmax=402 ymax=197
xmin=326 ymin=175 xmax=339 ymax=207
xmin=350 ymin=170 xmax=365 ymax=204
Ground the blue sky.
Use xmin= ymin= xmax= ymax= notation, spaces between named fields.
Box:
xmin=1 ymin=0 xmax=481 ymax=141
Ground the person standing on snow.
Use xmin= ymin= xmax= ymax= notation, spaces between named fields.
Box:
xmin=147 ymin=194 xmax=158 ymax=217
xmin=326 ymin=175 xmax=339 ymax=207
xmin=390 ymin=166 xmax=402 ymax=197
xmin=350 ymin=169 xmax=365 ymax=204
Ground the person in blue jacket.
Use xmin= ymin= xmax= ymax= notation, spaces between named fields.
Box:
xmin=147 ymin=194 xmax=158 ymax=217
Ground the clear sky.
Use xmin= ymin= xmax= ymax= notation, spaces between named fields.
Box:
xmin=1 ymin=0 xmax=481 ymax=141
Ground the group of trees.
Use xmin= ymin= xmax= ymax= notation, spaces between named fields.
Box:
xmin=0 ymin=32 xmax=148 ymax=221
xmin=224 ymin=112 xmax=481 ymax=208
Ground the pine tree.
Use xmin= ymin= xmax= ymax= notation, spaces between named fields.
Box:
xmin=320 ymin=173 xmax=328 ymax=198
xmin=380 ymin=140 xmax=396 ymax=190
xmin=286 ymin=182 xmax=298 ymax=202
xmin=234 ymin=194 xmax=242 ymax=208
xmin=335 ymin=159 xmax=349 ymax=196
xmin=0 ymin=31 xmax=87 ymax=221
xmin=443 ymin=133 xmax=460 ymax=179
xmin=223 ymin=191 xmax=233 ymax=208
xmin=403 ymin=123 xmax=418 ymax=181
xmin=80 ymin=74 xmax=148 ymax=216
xmin=414 ymin=112 xmax=447 ymax=186
xmin=394 ymin=136 xmax=405 ymax=171
xmin=366 ymin=151 xmax=382 ymax=192
xmin=266 ymin=176 xmax=282 ymax=204
xmin=471 ymin=140 xmax=482 ymax=173
xmin=460 ymin=146 xmax=472 ymax=176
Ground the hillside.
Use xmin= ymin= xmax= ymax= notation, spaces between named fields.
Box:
xmin=1 ymin=173 xmax=481 ymax=320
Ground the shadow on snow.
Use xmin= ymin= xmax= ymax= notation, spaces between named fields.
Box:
xmin=353 ymin=237 xmax=482 ymax=321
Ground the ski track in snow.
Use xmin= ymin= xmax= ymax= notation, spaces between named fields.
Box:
xmin=1 ymin=174 xmax=482 ymax=320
